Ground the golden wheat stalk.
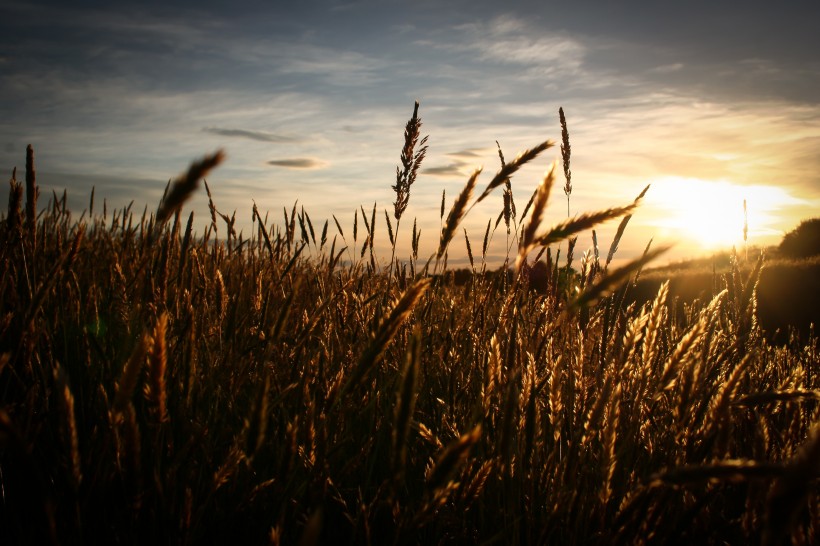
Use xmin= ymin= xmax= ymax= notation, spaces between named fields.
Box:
xmin=463 ymin=228 xmax=474 ymax=270
xmin=385 ymin=209 xmax=395 ymax=247
xmin=146 ymin=313 xmax=169 ymax=423
xmin=515 ymin=162 xmax=556 ymax=272
xmin=548 ymin=356 xmax=564 ymax=443
xmin=460 ymin=459 xmax=495 ymax=506
xmin=559 ymin=107 xmax=572 ymax=215
xmin=112 ymin=334 xmax=151 ymax=419
xmin=436 ymin=168 xmax=482 ymax=262
xmin=655 ymin=318 xmax=707 ymax=398
xmin=213 ymin=445 xmax=245 ymax=493
xmin=698 ymin=352 xmax=753 ymax=444
xmin=614 ymin=312 xmax=649 ymax=371
xmin=605 ymin=185 xmax=649 ymax=268
xmin=339 ymin=278 xmax=431 ymax=398
xmin=601 ymin=384 xmax=622 ymax=507
xmin=392 ymin=327 xmax=421 ymax=477
xmin=733 ymin=390 xmax=820 ymax=407
xmin=499 ymin=368 xmax=521 ymax=469
xmin=522 ymin=367 xmax=538 ymax=466
xmin=764 ymin=420 xmax=820 ymax=545
xmin=54 ymin=364 xmax=82 ymax=488
xmin=244 ymin=372 xmax=270 ymax=461
xmin=475 ymin=140 xmax=553 ymax=204
xmin=156 ymin=150 xmax=225 ymax=227
xmin=519 ymin=201 xmax=639 ymax=274
xmin=426 ymin=424 xmax=482 ymax=493
xmin=393 ymin=101 xmax=428 ymax=222
xmin=651 ymin=459 xmax=785 ymax=486
xmin=6 ymin=170 xmax=23 ymax=241
xmin=541 ymin=204 xmax=640 ymax=250
xmin=568 ymin=246 xmax=669 ymax=311
xmin=641 ymin=281 xmax=669 ymax=373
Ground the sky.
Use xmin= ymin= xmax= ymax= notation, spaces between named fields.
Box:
xmin=2 ymin=0 xmax=819 ymax=267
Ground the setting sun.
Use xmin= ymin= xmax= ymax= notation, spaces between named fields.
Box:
xmin=644 ymin=177 xmax=800 ymax=251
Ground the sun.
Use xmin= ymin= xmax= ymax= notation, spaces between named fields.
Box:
xmin=644 ymin=177 xmax=790 ymax=251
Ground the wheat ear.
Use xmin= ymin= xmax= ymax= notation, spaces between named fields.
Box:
xmin=156 ymin=150 xmax=225 ymax=227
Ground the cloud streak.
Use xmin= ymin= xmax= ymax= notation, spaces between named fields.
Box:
xmin=267 ymin=158 xmax=328 ymax=169
xmin=446 ymin=148 xmax=487 ymax=159
xmin=422 ymin=148 xmax=492 ymax=178
xmin=423 ymin=163 xmax=469 ymax=178
xmin=203 ymin=127 xmax=298 ymax=143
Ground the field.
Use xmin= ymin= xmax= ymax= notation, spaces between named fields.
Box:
xmin=632 ymin=255 xmax=820 ymax=346
xmin=1 ymin=110 xmax=819 ymax=545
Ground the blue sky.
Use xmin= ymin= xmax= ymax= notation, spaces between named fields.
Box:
xmin=2 ymin=0 xmax=819 ymax=266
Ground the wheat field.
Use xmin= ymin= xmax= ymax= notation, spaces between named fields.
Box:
xmin=1 ymin=105 xmax=818 ymax=545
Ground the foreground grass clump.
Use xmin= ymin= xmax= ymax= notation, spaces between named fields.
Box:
xmin=1 ymin=108 xmax=819 ymax=545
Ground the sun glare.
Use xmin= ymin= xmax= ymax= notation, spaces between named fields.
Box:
xmin=645 ymin=177 xmax=795 ymax=251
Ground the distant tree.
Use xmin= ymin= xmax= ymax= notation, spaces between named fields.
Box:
xmin=779 ymin=218 xmax=820 ymax=259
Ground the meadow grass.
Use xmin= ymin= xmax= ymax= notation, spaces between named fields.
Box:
xmin=0 ymin=106 xmax=818 ymax=545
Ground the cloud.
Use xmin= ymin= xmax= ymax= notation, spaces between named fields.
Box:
xmin=267 ymin=158 xmax=327 ymax=169
xmin=203 ymin=127 xmax=298 ymax=143
xmin=650 ymin=63 xmax=684 ymax=74
xmin=429 ymin=15 xmax=585 ymax=76
xmin=447 ymin=148 xmax=486 ymax=159
xmin=275 ymin=44 xmax=388 ymax=87
xmin=423 ymin=162 xmax=469 ymax=178
xmin=421 ymin=148 xmax=489 ymax=178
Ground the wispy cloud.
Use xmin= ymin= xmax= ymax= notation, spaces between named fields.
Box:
xmin=479 ymin=18 xmax=584 ymax=70
xmin=424 ymin=15 xmax=586 ymax=79
xmin=447 ymin=148 xmax=486 ymax=159
xmin=274 ymin=44 xmax=388 ymax=87
xmin=422 ymin=147 xmax=491 ymax=178
xmin=203 ymin=127 xmax=298 ymax=143
xmin=423 ymin=162 xmax=469 ymax=178
xmin=650 ymin=63 xmax=684 ymax=74
xmin=267 ymin=158 xmax=328 ymax=169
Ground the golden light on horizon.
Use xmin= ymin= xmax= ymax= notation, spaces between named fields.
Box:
xmin=644 ymin=177 xmax=802 ymax=251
